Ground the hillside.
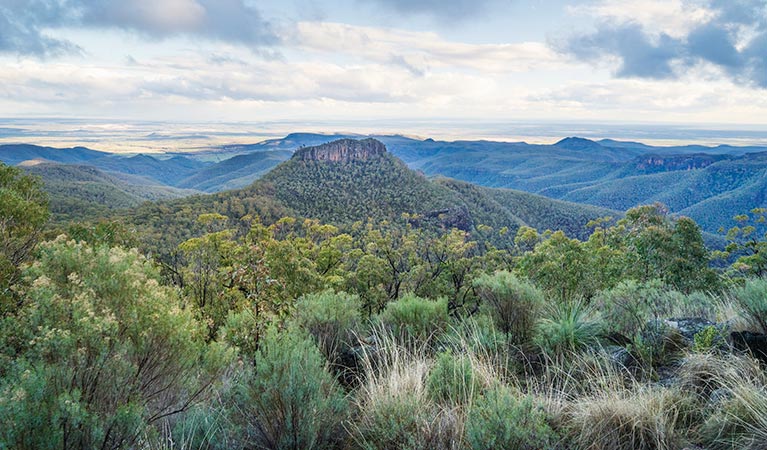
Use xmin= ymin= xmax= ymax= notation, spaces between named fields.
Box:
xmin=124 ymin=138 xmax=613 ymax=249
xmin=0 ymin=143 xmax=210 ymax=187
xmin=22 ymin=162 xmax=199 ymax=222
xmin=177 ymin=150 xmax=292 ymax=192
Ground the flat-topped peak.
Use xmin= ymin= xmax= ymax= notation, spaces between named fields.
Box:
xmin=292 ymin=138 xmax=387 ymax=162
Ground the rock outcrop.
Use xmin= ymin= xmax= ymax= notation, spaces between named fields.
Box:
xmin=292 ymin=138 xmax=387 ymax=163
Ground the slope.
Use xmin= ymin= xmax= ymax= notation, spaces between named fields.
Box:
xmin=177 ymin=150 xmax=292 ymax=192
xmin=22 ymin=162 xmax=199 ymax=222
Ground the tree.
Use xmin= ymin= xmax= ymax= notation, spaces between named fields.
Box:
xmin=0 ymin=164 xmax=48 ymax=313
xmin=0 ymin=238 xmax=230 ymax=449
xmin=721 ymin=208 xmax=767 ymax=277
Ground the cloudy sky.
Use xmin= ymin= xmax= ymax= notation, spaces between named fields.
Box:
xmin=1 ymin=0 xmax=766 ymax=127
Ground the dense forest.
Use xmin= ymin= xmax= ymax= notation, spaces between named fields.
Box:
xmin=3 ymin=142 xmax=767 ymax=450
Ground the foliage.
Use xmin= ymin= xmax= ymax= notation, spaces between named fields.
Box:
xmin=465 ymin=387 xmax=558 ymax=450
xmin=474 ymin=271 xmax=544 ymax=344
xmin=292 ymin=290 xmax=364 ymax=380
xmin=378 ymin=294 xmax=450 ymax=343
xmin=0 ymin=237 xmax=229 ymax=449
xmin=535 ymin=299 xmax=602 ymax=356
xmin=692 ymin=326 xmax=723 ymax=353
xmin=228 ymin=325 xmax=347 ymax=450
xmin=594 ymin=279 xmax=672 ymax=340
xmin=517 ymin=230 xmax=596 ymax=302
xmin=731 ymin=278 xmax=767 ymax=333
xmin=426 ymin=351 xmax=483 ymax=405
xmin=0 ymin=163 xmax=48 ymax=313
xmin=721 ymin=208 xmax=767 ymax=277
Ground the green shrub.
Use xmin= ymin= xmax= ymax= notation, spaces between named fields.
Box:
xmin=732 ymin=278 xmax=767 ymax=333
xmin=474 ymin=271 xmax=544 ymax=344
xmin=378 ymin=294 xmax=450 ymax=343
xmin=229 ymin=325 xmax=347 ymax=450
xmin=292 ymin=290 xmax=363 ymax=363
xmin=535 ymin=299 xmax=602 ymax=355
xmin=466 ymin=386 xmax=557 ymax=450
xmin=594 ymin=280 xmax=672 ymax=340
xmin=354 ymin=393 xmax=437 ymax=450
xmin=692 ymin=326 xmax=723 ymax=353
xmin=0 ymin=238 xmax=228 ymax=449
xmin=426 ymin=351 xmax=482 ymax=405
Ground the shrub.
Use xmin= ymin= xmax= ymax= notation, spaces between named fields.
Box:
xmin=731 ymin=278 xmax=767 ymax=333
xmin=229 ymin=325 xmax=347 ymax=450
xmin=426 ymin=351 xmax=483 ymax=405
xmin=594 ymin=280 xmax=672 ymax=340
xmin=378 ymin=294 xmax=450 ymax=343
xmin=692 ymin=326 xmax=723 ymax=353
xmin=0 ymin=238 xmax=228 ymax=449
xmin=465 ymin=386 xmax=558 ymax=450
xmin=474 ymin=271 xmax=544 ymax=344
xmin=292 ymin=290 xmax=363 ymax=365
xmin=567 ymin=388 xmax=683 ymax=450
xmin=535 ymin=299 xmax=602 ymax=356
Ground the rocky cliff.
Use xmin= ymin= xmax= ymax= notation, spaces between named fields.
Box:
xmin=292 ymin=138 xmax=387 ymax=162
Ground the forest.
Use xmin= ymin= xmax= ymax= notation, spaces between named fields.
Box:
xmin=3 ymin=159 xmax=767 ymax=450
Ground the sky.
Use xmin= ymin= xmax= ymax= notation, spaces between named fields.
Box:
xmin=0 ymin=0 xmax=766 ymax=130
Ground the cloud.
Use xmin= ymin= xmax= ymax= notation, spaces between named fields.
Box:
xmin=292 ymin=21 xmax=562 ymax=74
xmin=0 ymin=0 xmax=278 ymax=57
xmin=359 ymin=0 xmax=500 ymax=21
xmin=560 ymin=0 xmax=767 ymax=87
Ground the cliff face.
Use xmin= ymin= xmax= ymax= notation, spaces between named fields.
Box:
xmin=633 ymin=154 xmax=727 ymax=172
xmin=292 ymin=138 xmax=387 ymax=162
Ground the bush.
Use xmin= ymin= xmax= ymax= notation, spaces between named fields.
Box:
xmin=535 ymin=299 xmax=602 ymax=356
xmin=354 ymin=393 xmax=437 ymax=450
xmin=594 ymin=280 xmax=672 ymax=340
xmin=731 ymin=278 xmax=767 ymax=333
xmin=474 ymin=271 xmax=544 ymax=344
xmin=378 ymin=294 xmax=450 ymax=343
xmin=426 ymin=351 xmax=483 ymax=405
xmin=0 ymin=238 xmax=228 ymax=449
xmin=465 ymin=386 xmax=558 ymax=450
xmin=292 ymin=290 xmax=363 ymax=365
xmin=229 ymin=325 xmax=347 ymax=450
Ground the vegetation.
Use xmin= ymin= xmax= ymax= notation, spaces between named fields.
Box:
xmin=4 ymin=137 xmax=767 ymax=449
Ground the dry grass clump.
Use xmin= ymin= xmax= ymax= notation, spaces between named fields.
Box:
xmin=565 ymin=387 xmax=684 ymax=450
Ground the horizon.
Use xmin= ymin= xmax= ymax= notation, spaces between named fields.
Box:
xmin=2 ymin=117 xmax=767 ymax=154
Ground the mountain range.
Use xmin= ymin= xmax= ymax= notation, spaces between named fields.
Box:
xmin=119 ymin=138 xmax=615 ymax=251
xmin=2 ymin=133 xmax=766 ymax=235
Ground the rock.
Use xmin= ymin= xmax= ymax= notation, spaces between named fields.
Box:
xmin=292 ymin=138 xmax=386 ymax=162
xmin=416 ymin=205 xmax=474 ymax=231
xmin=605 ymin=345 xmax=637 ymax=370
xmin=663 ymin=317 xmax=723 ymax=342
xmin=730 ymin=331 xmax=767 ymax=363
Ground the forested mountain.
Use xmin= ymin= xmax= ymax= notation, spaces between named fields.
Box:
xmin=21 ymin=162 xmax=198 ymax=222
xmin=123 ymin=138 xmax=614 ymax=249
xmin=0 ymin=143 xmax=210 ymax=187
xmin=187 ymin=133 xmax=765 ymax=234
xmin=5 ymin=136 xmax=767 ymax=234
